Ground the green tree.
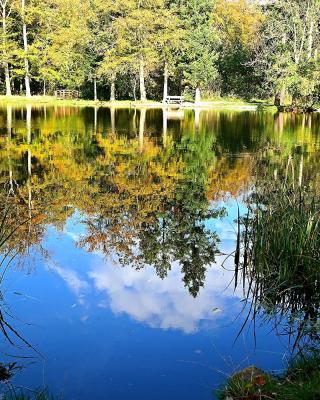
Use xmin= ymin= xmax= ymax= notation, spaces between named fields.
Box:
xmin=21 ymin=0 xmax=31 ymax=96
xmin=212 ymin=0 xmax=264 ymax=98
xmin=107 ymin=0 xmax=176 ymax=101
xmin=32 ymin=0 xmax=93 ymax=91
xmin=156 ymin=2 xmax=185 ymax=101
xmin=177 ymin=0 xmax=219 ymax=103
xmin=256 ymin=0 xmax=320 ymax=108
xmin=0 ymin=0 xmax=22 ymax=96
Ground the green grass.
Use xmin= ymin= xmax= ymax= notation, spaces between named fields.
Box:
xmin=0 ymin=95 xmax=277 ymax=110
xmin=0 ymin=95 xmax=135 ymax=108
xmin=201 ymin=96 xmax=261 ymax=103
xmin=279 ymin=353 xmax=320 ymax=399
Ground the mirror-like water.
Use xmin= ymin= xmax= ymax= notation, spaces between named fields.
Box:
xmin=0 ymin=106 xmax=319 ymax=399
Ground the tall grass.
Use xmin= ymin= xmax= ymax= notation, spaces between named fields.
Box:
xmin=235 ymin=154 xmax=320 ymax=347
xmin=0 ymin=197 xmax=37 ymax=350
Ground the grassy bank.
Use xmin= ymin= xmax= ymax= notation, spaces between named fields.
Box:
xmin=218 ymin=353 xmax=320 ymax=400
xmin=0 ymin=95 xmax=272 ymax=110
xmin=0 ymin=95 xmax=134 ymax=108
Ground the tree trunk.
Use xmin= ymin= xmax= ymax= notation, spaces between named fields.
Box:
xmin=292 ymin=93 xmax=298 ymax=107
xmin=5 ymin=64 xmax=11 ymax=96
xmin=139 ymin=56 xmax=146 ymax=102
xmin=43 ymin=80 xmax=46 ymax=96
xmin=163 ymin=61 xmax=168 ymax=103
xmin=274 ymin=88 xmax=286 ymax=107
xmin=307 ymin=20 xmax=314 ymax=59
xmin=22 ymin=0 xmax=31 ymax=98
xmin=2 ymin=4 xmax=12 ymax=96
xmin=110 ymin=73 xmax=116 ymax=101
xmin=133 ymin=79 xmax=137 ymax=101
xmin=195 ymin=85 xmax=201 ymax=105
xmin=274 ymin=92 xmax=281 ymax=107
xmin=94 ymin=77 xmax=97 ymax=101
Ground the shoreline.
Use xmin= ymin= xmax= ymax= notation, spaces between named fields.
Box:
xmin=0 ymin=95 xmax=273 ymax=111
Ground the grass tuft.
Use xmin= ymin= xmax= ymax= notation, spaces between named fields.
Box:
xmin=218 ymin=353 xmax=320 ymax=400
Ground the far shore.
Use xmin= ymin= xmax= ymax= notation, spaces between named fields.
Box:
xmin=0 ymin=95 xmax=276 ymax=111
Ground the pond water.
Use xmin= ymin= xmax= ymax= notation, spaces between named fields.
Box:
xmin=0 ymin=105 xmax=319 ymax=399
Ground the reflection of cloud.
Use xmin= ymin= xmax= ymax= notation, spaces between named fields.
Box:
xmin=48 ymin=212 xmax=243 ymax=334
xmin=55 ymin=266 xmax=89 ymax=295
xmin=88 ymin=256 xmax=241 ymax=334
xmin=47 ymin=261 xmax=89 ymax=305
xmin=65 ymin=231 xmax=80 ymax=242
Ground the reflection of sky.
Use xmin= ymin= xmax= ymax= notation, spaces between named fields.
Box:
xmin=55 ymin=200 xmax=245 ymax=333
xmin=41 ymin=206 xmax=243 ymax=334
xmin=3 ymin=204 xmax=288 ymax=400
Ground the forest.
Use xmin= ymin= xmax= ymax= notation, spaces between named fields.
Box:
xmin=0 ymin=0 xmax=320 ymax=107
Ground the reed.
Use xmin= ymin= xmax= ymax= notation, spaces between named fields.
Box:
xmin=0 ymin=198 xmax=37 ymax=350
xmin=235 ymin=154 xmax=320 ymax=347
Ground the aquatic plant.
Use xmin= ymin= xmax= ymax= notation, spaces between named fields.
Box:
xmin=235 ymin=152 xmax=320 ymax=347
xmin=0 ymin=197 xmax=37 ymax=350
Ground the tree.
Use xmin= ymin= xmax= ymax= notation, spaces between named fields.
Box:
xmin=0 ymin=0 xmax=15 ymax=95
xmin=177 ymin=0 xmax=219 ymax=103
xmin=26 ymin=0 xmax=60 ymax=95
xmin=21 ymin=0 xmax=31 ymax=96
xmin=31 ymin=0 xmax=93 ymax=91
xmin=156 ymin=2 xmax=185 ymax=101
xmin=1 ymin=0 xmax=320 ymax=105
xmin=107 ymin=0 xmax=175 ymax=101
xmin=255 ymin=0 xmax=320 ymax=108
xmin=212 ymin=0 xmax=264 ymax=98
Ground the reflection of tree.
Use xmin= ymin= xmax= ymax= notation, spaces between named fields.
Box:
xmin=236 ymin=149 xmax=320 ymax=349
xmin=1 ymin=106 xmax=320 ymax=302
xmin=136 ymin=132 xmax=226 ymax=296
xmin=79 ymin=129 xmax=225 ymax=297
xmin=138 ymin=179 xmax=223 ymax=297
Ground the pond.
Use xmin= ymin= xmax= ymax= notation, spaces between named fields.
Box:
xmin=0 ymin=105 xmax=319 ymax=399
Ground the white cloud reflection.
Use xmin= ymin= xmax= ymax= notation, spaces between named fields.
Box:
xmin=47 ymin=261 xmax=89 ymax=305
xmin=50 ymin=210 xmax=243 ymax=334
xmin=87 ymin=255 xmax=241 ymax=333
